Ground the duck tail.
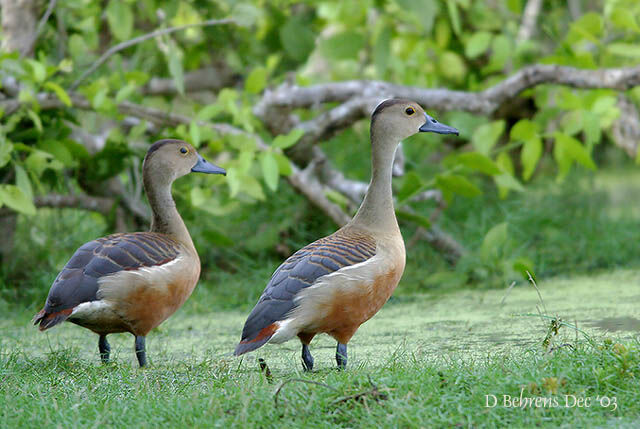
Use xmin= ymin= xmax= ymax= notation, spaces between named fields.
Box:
xmin=234 ymin=323 xmax=278 ymax=356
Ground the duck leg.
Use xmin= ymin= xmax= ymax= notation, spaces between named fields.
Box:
xmin=98 ymin=335 xmax=110 ymax=363
xmin=336 ymin=343 xmax=347 ymax=370
xmin=301 ymin=344 xmax=314 ymax=371
xmin=135 ymin=336 xmax=147 ymax=367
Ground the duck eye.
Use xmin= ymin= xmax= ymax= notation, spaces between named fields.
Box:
xmin=180 ymin=147 xmax=188 ymax=154
xmin=405 ymin=107 xmax=415 ymax=115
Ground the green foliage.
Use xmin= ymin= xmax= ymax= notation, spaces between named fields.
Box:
xmin=1 ymin=0 xmax=640 ymax=302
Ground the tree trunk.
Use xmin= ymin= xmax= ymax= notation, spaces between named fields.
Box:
xmin=0 ymin=0 xmax=38 ymax=56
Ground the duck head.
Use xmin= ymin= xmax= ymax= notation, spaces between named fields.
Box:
xmin=143 ymin=139 xmax=226 ymax=185
xmin=370 ymin=99 xmax=458 ymax=144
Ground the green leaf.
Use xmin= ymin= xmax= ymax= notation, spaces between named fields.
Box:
xmin=320 ymin=31 xmax=365 ymax=60
xmin=439 ymin=51 xmax=466 ymax=83
xmin=202 ymin=228 xmax=234 ymax=247
xmin=106 ymin=0 xmax=133 ymax=41
xmin=44 ymin=82 xmax=71 ymax=107
xmin=26 ymin=109 xmax=42 ymax=133
xmin=280 ymin=17 xmax=316 ymax=62
xmin=325 ymin=189 xmax=350 ymax=208
xmin=26 ymin=59 xmax=46 ymax=83
xmin=231 ymin=3 xmax=261 ymax=27
xmin=373 ymin=26 xmax=392 ymax=76
xmin=396 ymin=0 xmax=438 ymax=33
xmin=446 ymin=0 xmax=461 ymax=35
xmin=167 ymin=43 xmax=185 ymax=95
xmin=521 ymin=137 xmax=542 ymax=181
xmin=197 ymin=103 xmax=223 ymax=121
xmin=484 ymin=35 xmax=511 ymax=72
xmin=455 ymin=152 xmax=502 ymax=175
xmin=510 ymin=119 xmax=538 ymax=142
xmin=190 ymin=187 xmax=206 ymax=207
xmin=513 ymin=257 xmax=535 ymax=280
xmin=554 ymin=132 xmax=596 ymax=171
xmin=272 ymin=129 xmax=305 ymax=149
xmin=115 ymin=82 xmax=137 ymax=103
xmin=245 ymin=67 xmax=268 ymax=94
xmin=569 ymin=12 xmax=603 ymax=43
xmin=481 ymin=222 xmax=508 ymax=260
xmin=259 ymin=152 xmax=280 ymax=192
xmin=92 ymin=87 xmax=108 ymax=110
xmin=0 ymin=140 xmax=13 ymax=168
xmin=472 ymin=120 xmax=505 ymax=155
xmin=396 ymin=209 xmax=431 ymax=229
xmin=465 ymin=31 xmax=492 ymax=59
xmin=582 ymin=111 xmax=601 ymax=146
xmin=273 ymin=152 xmax=293 ymax=176
xmin=436 ymin=174 xmax=482 ymax=197
xmin=14 ymin=164 xmax=33 ymax=200
xmin=494 ymin=152 xmax=522 ymax=198
xmin=0 ymin=185 xmax=36 ymax=216
xmin=494 ymin=173 xmax=524 ymax=194
xmin=396 ymin=171 xmax=425 ymax=203
xmin=240 ymin=175 xmax=266 ymax=201
xmin=189 ymin=121 xmax=201 ymax=147
xmin=607 ymin=43 xmax=640 ymax=58
xmin=609 ymin=8 xmax=640 ymax=32
xmin=496 ymin=152 xmax=514 ymax=175
xmin=39 ymin=139 xmax=74 ymax=166
xmin=226 ymin=167 xmax=241 ymax=197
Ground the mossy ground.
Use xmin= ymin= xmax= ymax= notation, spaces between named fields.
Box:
xmin=1 ymin=270 xmax=639 ymax=427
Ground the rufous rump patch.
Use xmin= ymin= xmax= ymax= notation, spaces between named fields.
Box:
xmin=242 ymin=323 xmax=278 ymax=344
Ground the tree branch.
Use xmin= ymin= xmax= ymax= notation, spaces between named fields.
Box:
xmin=0 ymin=193 xmax=114 ymax=217
xmin=69 ymin=18 xmax=236 ymax=90
xmin=256 ymin=65 xmax=640 ymax=119
xmin=142 ymin=66 xmax=240 ymax=95
xmin=517 ymin=0 xmax=542 ymax=43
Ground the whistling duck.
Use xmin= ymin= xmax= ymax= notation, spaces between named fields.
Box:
xmin=33 ymin=139 xmax=225 ymax=366
xmin=234 ymin=99 xmax=459 ymax=370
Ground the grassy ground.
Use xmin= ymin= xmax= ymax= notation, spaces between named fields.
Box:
xmin=2 ymin=270 xmax=639 ymax=427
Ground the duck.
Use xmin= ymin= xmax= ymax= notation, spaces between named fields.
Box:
xmin=33 ymin=139 xmax=226 ymax=367
xmin=234 ymin=99 xmax=459 ymax=370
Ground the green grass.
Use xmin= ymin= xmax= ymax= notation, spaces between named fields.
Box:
xmin=2 ymin=270 xmax=639 ymax=427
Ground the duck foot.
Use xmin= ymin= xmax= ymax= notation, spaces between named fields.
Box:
xmin=98 ymin=335 xmax=110 ymax=363
xmin=336 ymin=343 xmax=347 ymax=370
xmin=135 ymin=336 xmax=146 ymax=367
xmin=301 ymin=344 xmax=314 ymax=371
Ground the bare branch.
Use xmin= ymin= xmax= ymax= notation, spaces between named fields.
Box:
xmin=69 ymin=18 xmax=236 ymax=90
xmin=23 ymin=0 xmax=57 ymax=56
xmin=517 ymin=0 xmax=542 ymax=43
xmin=256 ymin=65 xmax=640 ymax=119
xmin=142 ymin=66 xmax=240 ymax=95
xmin=611 ymin=94 xmax=640 ymax=158
xmin=0 ymin=193 xmax=114 ymax=217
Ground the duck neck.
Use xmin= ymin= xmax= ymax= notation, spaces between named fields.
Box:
xmin=351 ymin=133 xmax=399 ymax=233
xmin=144 ymin=175 xmax=195 ymax=251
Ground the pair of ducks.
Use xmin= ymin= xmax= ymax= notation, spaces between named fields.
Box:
xmin=34 ymin=100 xmax=458 ymax=369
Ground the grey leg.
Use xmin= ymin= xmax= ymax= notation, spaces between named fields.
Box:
xmin=135 ymin=336 xmax=146 ymax=367
xmin=336 ymin=343 xmax=347 ymax=370
xmin=98 ymin=335 xmax=110 ymax=363
xmin=301 ymin=344 xmax=314 ymax=371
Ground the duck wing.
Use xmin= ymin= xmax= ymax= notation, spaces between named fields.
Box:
xmin=235 ymin=229 xmax=376 ymax=355
xmin=33 ymin=232 xmax=181 ymax=330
